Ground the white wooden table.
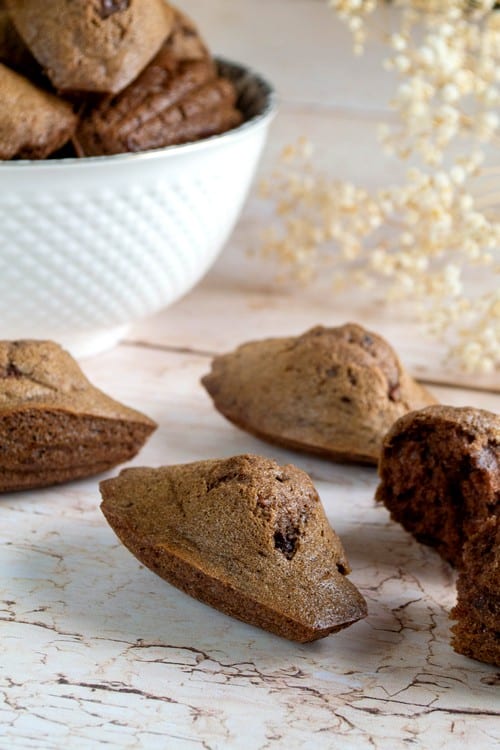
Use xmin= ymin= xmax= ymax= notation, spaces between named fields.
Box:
xmin=2 ymin=2 xmax=499 ymax=748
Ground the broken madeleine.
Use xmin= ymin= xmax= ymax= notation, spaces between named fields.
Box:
xmin=376 ymin=404 xmax=500 ymax=567
xmin=451 ymin=516 xmax=500 ymax=667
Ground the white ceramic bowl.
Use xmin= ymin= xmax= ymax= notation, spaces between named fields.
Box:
xmin=0 ymin=60 xmax=276 ymax=357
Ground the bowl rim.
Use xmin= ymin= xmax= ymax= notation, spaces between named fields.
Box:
xmin=0 ymin=57 xmax=277 ymax=170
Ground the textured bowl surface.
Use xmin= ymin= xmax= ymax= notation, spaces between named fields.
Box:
xmin=0 ymin=60 xmax=276 ymax=357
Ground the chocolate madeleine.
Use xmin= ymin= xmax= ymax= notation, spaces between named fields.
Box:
xmin=0 ymin=341 xmax=156 ymax=491
xmin=100 ymin=454 xmax=367 ymax=642
xmin=0 ymin=63 xmax=77 ymax=159
xmin=451 ymin=516 xmax=500 ymax=667
xmin=376 ymin=405 xmax=500 ymax=567
xmin=6 ymin=0 xmax=175 ymax=93
xmin=202 ymin=324 xmax=437 ymax=466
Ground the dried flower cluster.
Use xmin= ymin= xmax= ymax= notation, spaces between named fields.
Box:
xmin=261 ymin=1 xmax=500 ymax=373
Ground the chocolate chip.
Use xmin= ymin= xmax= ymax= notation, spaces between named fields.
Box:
xmin=99 ymin=0 xmax=131 ymax=20
xmin=347 ymin=368 xmax=358 ymax=386
xmin=3 ymin=362 xmax=22 ymax=378
xmin=274 ymin=529 xmax=298 ymax=559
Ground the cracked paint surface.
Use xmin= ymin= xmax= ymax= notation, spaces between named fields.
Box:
xmin=1 ymin=346 xmax=499 ymax=750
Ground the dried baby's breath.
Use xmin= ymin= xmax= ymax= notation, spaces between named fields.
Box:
xmin=260 ymin=1 xmax=500 ymax=373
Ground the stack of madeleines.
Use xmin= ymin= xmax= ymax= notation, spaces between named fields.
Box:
xmin=0 ymin=0 xmax=242 ymax=160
